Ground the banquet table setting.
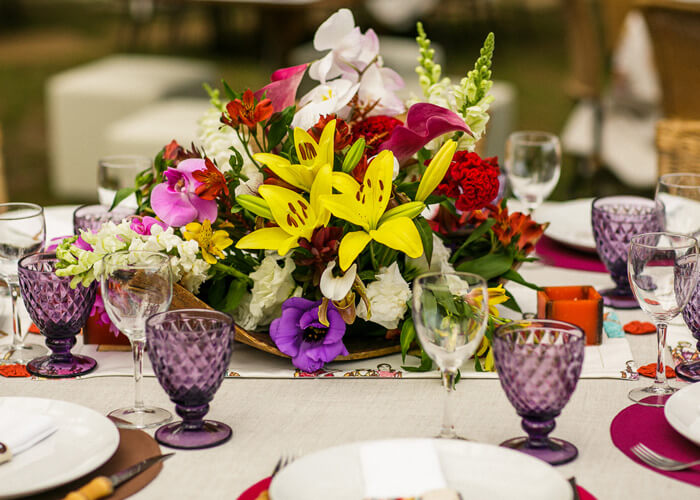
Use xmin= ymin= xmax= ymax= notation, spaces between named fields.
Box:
xmin=2 ymin=5 xmax=700 ymax=500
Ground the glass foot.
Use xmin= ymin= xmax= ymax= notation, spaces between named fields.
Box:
xmin=155 ymin=420 xmax=232 ymax=449
xmin=500 ymin=436 xmax=578 ymax=465
xmin=109 ymin=406 xmax=172 ymax=429
xmin=628 ymin=384 xmax=677 ymax=407
xmin=0 ymin=343 xmax=48 ymax=364
xmin=599 ymin=288 xmax=639 ymax=309
xmin=27 ymin=354 xmax=97 ymax=378
xmin=676 ymin=360 xmax=700 ymax=382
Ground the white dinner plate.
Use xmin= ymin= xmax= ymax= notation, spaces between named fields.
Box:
xmin=535 ymin=198 xmax=597 ymax=253
xmin=0 ymin=397 xmax=120 ymax=499
xmin=664 ymin=382 xmax=700 ymax=447
xmin=269 ymin=438 xmax=572 ymax=500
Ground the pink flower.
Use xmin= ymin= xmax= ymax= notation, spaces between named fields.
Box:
xmin=92 ymin=292 xmax=121 ymax=338
xmin=150 ymin=159 xmax=218 ymax=227
xmin=379 ymin=103 xmax=472 ymax=162
xmin=255 ymin=64 xmax=307 ymax=113
xmin=130 ymin=216 xmax=167 ymax=235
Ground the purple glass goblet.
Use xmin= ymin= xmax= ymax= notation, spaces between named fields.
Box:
xmin=73 ymin=204 xmax=135 ymax=234
xmin=676 ymin=279 xmax=700 ymax=382
xmin=591 ymin=196 xmax=664 ymax=309
xmin=18 ymin=253 xmax=98 ymax=377
xmin=146 ymin=309 xmax=234 ymax=449
xmin=493 ymin=319 xmax=585 ymax=465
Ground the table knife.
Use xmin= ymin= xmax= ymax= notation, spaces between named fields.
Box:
xmin=62 ymin=453 xmax=174 ymax=500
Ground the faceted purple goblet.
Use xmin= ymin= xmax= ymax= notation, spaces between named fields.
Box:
xmin=73 ymin=204 xmax=135 ymax=234
xmin=146 ymin=309 xmax=234 ymax=449
xmin=591 ymin=196 xmax=664 ymax=309
xmin=17 ymin=253 xmax=98 ymax=378
xmin=675 ymin=279 xmax=700 ymax=382
xmin=493 ymin=319 xmax=585 ymax=465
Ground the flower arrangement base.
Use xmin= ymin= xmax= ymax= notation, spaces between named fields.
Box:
xmin=170 ymin=284 xmax=401 ymax=361
xmin=82 ymin=313 xmax=130 ymax=346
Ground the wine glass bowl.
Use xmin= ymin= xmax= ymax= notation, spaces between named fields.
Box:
xmin=98 ymin=155 xmax=150 ymax=209
xmin=18 ymin=253 xmax=98 ymax=377
xmin=676 ymin=281 xmax=700 ymax=382
xmin=146 ymin=309 xmax=235 ymax=449
xmin=655 ymin=173 xmax=700 ymax=238
xmin=591 ymin=196 xmax=664 ymax=309
xmin=73 ymin=204 xmax=136 ymax=234
xmin=493 ymin=319 xmax=585 ymax=465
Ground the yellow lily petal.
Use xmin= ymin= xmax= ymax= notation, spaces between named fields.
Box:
xmin=310 ymin=164 xmax=332 ymax=227
xmin=370 ymin=217 xmax=423 ymax=258
xmin=320 ymin=194 xmax=367 ymax=229
xmin=293 ymin=119 xmax=335 ymax=169
xmin=259 ymin=185 xmax=316 ymax=240
xmin=338 ymin=230 xmax=372 ymax=271
xmin=235 ymin=227 xmax=298 ymax=254
xmin=379 ymin=201 xmax=425 ymax=225
xmin=317 ymin=119 xmax=336 ymax=167
xmin=332 ymin=172 xmax=360 ymax=194
xmin=255 ymin=153 xmax=314 ymax=191
xmin=362 ymin=150 xmax=394 ymax=228
xmin=415 ymin=140 xmax=457 ymax=202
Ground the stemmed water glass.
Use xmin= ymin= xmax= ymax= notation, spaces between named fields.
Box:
xmin=100 ymin=250 xmax=173 ymax=428
xmin=504 ymin=131 xmax=561 ymax=214
xmin=0 ymin=203 xmax=48 ymax=363
xmin=493 ymin=319 xmax=585 ymax=465
xmin=627 ymin=232 xmax=699 ymax=406
xmin=412 ymin=271 xmax=489 ymax=439
xmin=146 ymin=309 xmax=235 ymax=449
xmin=73 ymin=204 xmax=136 ymax=234
xmin=98 ymin=155 xmax=150 ymax=209
xmin=655 ymin=173 xmax=700 ymax=238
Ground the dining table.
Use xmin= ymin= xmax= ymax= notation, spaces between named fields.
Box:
xmin=1 ymin=202 xmax=698 ymax=500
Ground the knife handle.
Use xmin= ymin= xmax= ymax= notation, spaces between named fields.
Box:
xmin=62 ymin=477 xmax=114 ymax=500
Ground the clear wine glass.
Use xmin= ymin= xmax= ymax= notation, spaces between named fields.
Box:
xmin=412 ymin=271 xmax=489 ymax=439
xmin=0 ymin=203 xmax=48 ymax=363
xmin=100 ymin=250 xmax=173 ymax=428
xmin=627 ymin=232 xmax=699 ymax=406
xmin=504 ymin=131 xmax=561 ymax=214
xmin=98 ymin=155 xmax=150 ymax=209
xmin=655 ymin=173 xmax=700 ymax=238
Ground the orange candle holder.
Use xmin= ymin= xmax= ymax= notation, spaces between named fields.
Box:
xmin=536 ymin=286 xmax=603 ymax=345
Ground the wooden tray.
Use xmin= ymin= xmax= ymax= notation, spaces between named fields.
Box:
xmin=170 ymin=284 xmax=401 ymax=361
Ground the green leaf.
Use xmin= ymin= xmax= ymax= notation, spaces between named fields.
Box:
xmin=402 ymin=349 xmax=433 ymax=372
xmin=358 ymin=270 xmax=376 ymax=281
xmin=501 ymin=269 xmax=541 ymax=290
xmin=400 ymin=318 xmax=416 ymax=362
xmin=501 ymin=289 xmax=522 ymax=313
xmin=222 ymin=80 xmax=240 ymax=102
xmin=414 ymin=218 xmax=434 ymax=266
xmin=451 ymin=219 xmax=495 ymax=262
xmin=396 ymin=181 xmax=419 ymax=199
xmin=455 ymin=253 xmax=513 ymax=280
xmin=109 ymin=187 xmax=136 ymax=211
xmin=266 ymin=106 xmax=295 ymax=150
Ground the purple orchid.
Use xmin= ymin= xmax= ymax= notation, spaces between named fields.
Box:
xmin=255 ymin=64 xmax=308 ymax=113
xmin=379 ymin=103 xmax=472 ymax=162
xmin=150 ymin=158 xmax=218 ymax=227
xmin=270 ymin=297 xmax=348 ymax=372
xmin=130 ymin=215 xmax=167 ymax=235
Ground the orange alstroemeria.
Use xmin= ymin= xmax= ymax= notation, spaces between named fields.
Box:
xmin=192 ymin=158 xmax=229 ymax=200
xmin=223 ymin=89 xmax=273 ymax=129
xmin=464 ymin=204 xmax=546 ymax=255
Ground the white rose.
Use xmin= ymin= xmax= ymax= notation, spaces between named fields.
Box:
xmin=406 ymin=234 xmax=454 ymax=275
xmin=180 ymin=259 xmax=211 ymax=294
xmin=243 ymin=254 xmax=297 ymax=329
xmin=357 ymin=262 xmax=411 ymax=330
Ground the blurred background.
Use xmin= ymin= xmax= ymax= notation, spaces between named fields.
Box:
xmin=1 ymin=0 xmax=695 ymax=207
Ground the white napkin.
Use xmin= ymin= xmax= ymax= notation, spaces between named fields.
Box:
xmin=0 ymin=410 xmax=57 ymax=455
xmin=361 ymin=441 xmax=447 ymax=499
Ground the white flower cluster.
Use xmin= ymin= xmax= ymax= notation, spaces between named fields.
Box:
xmin=357 ymin=262 xmax=411 ymax=330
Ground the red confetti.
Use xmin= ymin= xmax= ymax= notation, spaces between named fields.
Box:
xmin=623 ymin=321 xmax=656 ymax=335
xmin=0 ymin=364 xmax=31 ymax=377
xmin=28 ymin=323 xmax=40 ymax=334
xmin=637 ymin=363 xmax=675 ymax=378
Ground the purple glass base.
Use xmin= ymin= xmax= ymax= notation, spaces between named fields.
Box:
xmin=27 ymin=354 xmax=97 ymax=378
xmin=155 ymin=420 xmax=232 ymax=450
xmin=675 ymin=361 xmax=700 ymax=382
xmin=599 ymin=287 xmax=639 ymax=309
xmin=500 ymin=436 xmax=578 ymax=465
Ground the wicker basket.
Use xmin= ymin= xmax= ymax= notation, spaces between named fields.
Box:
xmin=656 ymin=118 xmax=700 ymax=176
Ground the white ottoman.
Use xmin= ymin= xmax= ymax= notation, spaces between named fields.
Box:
xmin=104 ymin=98 xmax=212 ymax=159
xmin=46 ymin=55 xmax=216 ymax=199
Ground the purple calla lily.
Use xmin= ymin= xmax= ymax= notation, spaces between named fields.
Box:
xmin=379 ymin=103 xmax=472 ymax=162
xmin=255 ymin=64 xmax=308 ymax=113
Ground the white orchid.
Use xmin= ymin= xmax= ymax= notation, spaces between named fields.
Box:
xmin=357 ymin=262 xmax=411 ymax=330
xmin=291 ymin=79 xmax=359 ymax=129
xmin=320 ymin=262 xmax=357 ymax=301
xmin=357 ymin=64 xmax=405 ymax=117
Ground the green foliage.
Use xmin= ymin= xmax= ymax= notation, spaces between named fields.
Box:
xmin=456 ymin=252 xmax=513 ymax=280
xmin=400 ymin=317 xmax=416 ymax=362
xmin=342 ymin=138 xmax=366 ymax=173
xmin=414 ymin=217 xmax=434 ymax=266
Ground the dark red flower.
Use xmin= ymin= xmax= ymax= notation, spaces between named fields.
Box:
xmin=297 ymin=227 xmax=343 ymax=285
xmin=308 ymin=114 xmax=352 ymax=151
xmin=162 ymin=140 xmax=201 ymax=166
xmin=222 ymin=89 xmax=274 ymax=129
xmin=192 ymin=158 xmax=229 ymax=200
xmin=434 ymin=152 xmax=500 ymax=212
xmin=352 ymin=115 xmax=403 ymax=157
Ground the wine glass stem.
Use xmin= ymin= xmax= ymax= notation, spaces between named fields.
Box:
xmin=654 ymin=321 xmax=669 ymax=387
xmin=132 ymin=337 xmax=146 ymax=411
xmin=439 ymin=370 xmax=458 ymax=439
xmin=8 ymin=280 xmax=25 ymax=348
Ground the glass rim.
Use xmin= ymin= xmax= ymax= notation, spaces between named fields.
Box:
xmin=18 ymin=251 xmax=58 ymax=271
xmin=494 ymin=318 xmax=585 ymax=339
xmin=102 ymin=250 xmax=171 ymax=268
xmin=412 ymin=270 xmax=488 ymax=286
xmin=145 ymin=308 xmax=234 ymax=330
xmin=507 ymin=130 xmax=559 ymax=145
xmin=591 ymin=195 xmax=663 ymax=217
xmin=629 ymin=231 xmax=698 ymax=250
xmin=98 ymin=154 xmax=152 ymax=168
xmin=658 ymin=172 xmax=700 ymax=188
xmin=73 ymin=203 xmax=136 ymax=216
xmin=0 ymin=202 xmax=44 ymax=220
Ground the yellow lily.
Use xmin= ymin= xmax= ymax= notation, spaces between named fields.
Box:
xmin=321 ymin=150 xmax=423 ymax=271
xmin=253 ymin=120 xmax=336 ymax=192
xmin=235 ymin=164 xmax=332 ymax=255
xmin=415 ymin=140 xmax=457 ymax=202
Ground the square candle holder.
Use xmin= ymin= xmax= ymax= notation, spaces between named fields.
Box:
xmin=536 ymin=286 xmax=603 ymax=346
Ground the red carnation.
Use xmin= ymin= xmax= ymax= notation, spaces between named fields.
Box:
xmin=352 ymin=115 xmax=403 ymax=157
xmin=434 ymin=151 xmax=500 ymax=212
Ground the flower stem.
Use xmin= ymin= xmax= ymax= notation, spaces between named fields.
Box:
xmin=235 ymin=129 xmax=261 ymax=169
xmin=213 ymin=262 xmax=253 ymax=285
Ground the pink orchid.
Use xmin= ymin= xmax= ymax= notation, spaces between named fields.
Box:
xmin=130 ymin=216 xmax=167 ymax=235
xmin=379 ymin=103 xmax=473 ymax=162
xmin=255 ymin=64 xmax=307 ymax=113
xmin=150 ymin=158 xmax=218 ymax=227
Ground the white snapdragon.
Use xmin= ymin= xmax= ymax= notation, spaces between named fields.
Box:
xmin=357 ymin=262 xmax=411 ymax=330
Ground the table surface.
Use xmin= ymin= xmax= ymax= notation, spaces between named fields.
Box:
xmin=2 ymin=209 xmax=698 ymax=500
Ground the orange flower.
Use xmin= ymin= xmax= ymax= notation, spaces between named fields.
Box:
xmin=192 ymin=158 xmax=229 ymax=200
xmin=222 ymin=89 xmax=273 ymax=129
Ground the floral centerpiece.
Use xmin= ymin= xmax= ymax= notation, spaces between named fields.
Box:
xmin=56 ymin=9 xmax=545 ymax=373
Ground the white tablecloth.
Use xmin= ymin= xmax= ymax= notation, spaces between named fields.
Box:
xmin=1 ymin=207 xmax=698 ymax=499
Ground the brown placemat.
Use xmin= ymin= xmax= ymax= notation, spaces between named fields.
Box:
xmin=27 ymin=426 xmax=164 ymax=499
